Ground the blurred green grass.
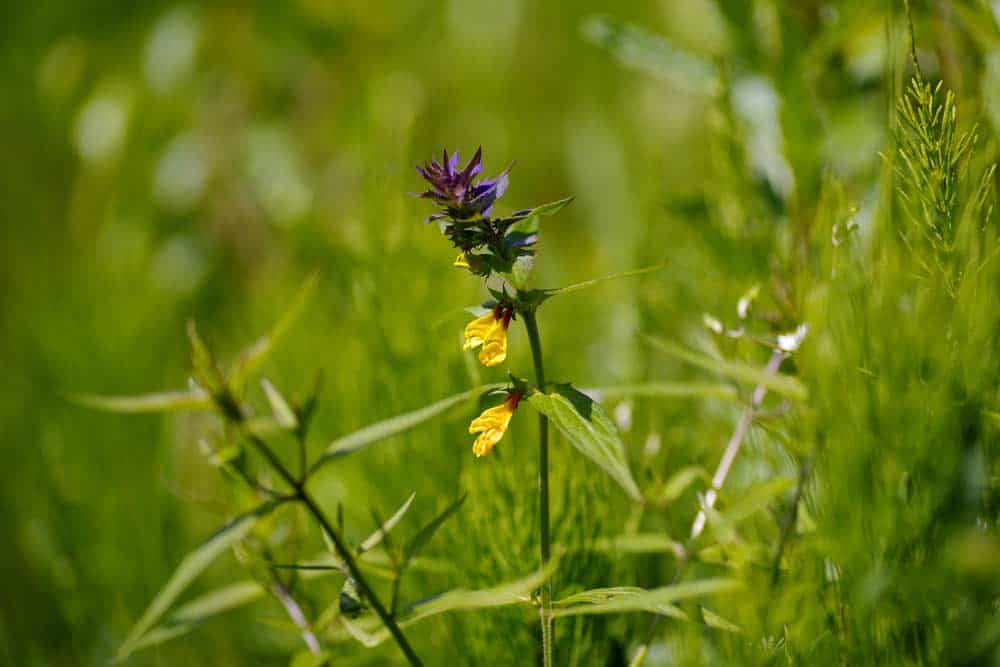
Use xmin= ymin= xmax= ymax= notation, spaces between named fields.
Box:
xmin=2 ymin=0 xmax=1000 ymax=665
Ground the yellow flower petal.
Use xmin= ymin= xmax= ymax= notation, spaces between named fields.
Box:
xmin=468 ymin=399 xmax=517 ymax=457
xmin=454 ymin=252 xmax=471 ymax=269
xmin=478 ymin=319 xmax=508 ymax=367
xmin=463 ymin=312 xmax=497 ymax=351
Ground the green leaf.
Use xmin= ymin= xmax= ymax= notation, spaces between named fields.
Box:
xmin=582 ymin=533 xmax=685 ymax=557
xmin=115 ymin=503 xmax=277 ymax=662
xmin=660 ymin=466 xmax=710 ymax=503
xmin=719 ymin=477 xmax=795 ymax=524
xmin=701 ymin=606 xmax=742 ymax=633
xmin=261 ymin=379 xmax=298 ymax=430
xmin=187 ymin=320 xmax=226 ymax=395
xmin=505 ymin=196 xmax=574 ymax=222
xmin=71 ymin=389 xmax=212 ymax=414
xmin=170 ymin=580 xmax=267 ymax=625
xmin=290 ymin=649 xmax=331 ymax=667
xmin=359 ymin=492 xmax=416 ymax=554
xmin=586 ymin=382 xmax=738 ymax=403
xmin=231 ymin=271 xmax=320 ymax=390
xmin=544 ymin=264 xmax=666 ymax=298
xmin=581 ymin=16 xmax=720 ymax=96
xmin=527 ymin=384 xmax=642 ymax=501
xmin=405 ymin=494 xmax=466 ymax=561
xmin=311 ymin=385 xmax=501 ymax=472
xmin=644 ymin=336 xmax=807 ymax=401
xmin=334 ymin=561 xmax=558 ymax=647
xmin=550 ymin=578 xmax=740 ymax=619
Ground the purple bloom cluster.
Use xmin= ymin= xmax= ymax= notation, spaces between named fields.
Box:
xmin=417 ymin=147 xmax=509 ymax=222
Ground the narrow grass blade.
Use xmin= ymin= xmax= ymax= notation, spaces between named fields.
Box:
xmin=231 ymin=271 xmax=320 ymax=389
xmin=405 ymin=494 xmax=466 ymax=560
xmin=71 ymin=390 xmax=212 ymax=413
xmin=359 ymin=492 xmax=416 ymax=554
xmin=644 ymin=336 xmax=807 ymax=401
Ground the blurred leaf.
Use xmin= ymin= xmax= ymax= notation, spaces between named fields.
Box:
xmin=187 ymin=320 xmax=226 ymax=395
xmin=550 ymin=578 xmax=740 ymax=619
xmin=312 ymin=385 xmax=501 ymax=470
xmin=71 ymin=389 xmax=212 ymax=413
xmin=335 ymin=561 xmax=558 ymax=647
xmin=405 ymin=494 xmax=466 ymax=561
xmin=527 ymin=384 xmax=642 ymax=501
xmin=586 ymin=382 xmax=739 ymax=403
xmin=231 ymin=271 xmax=320 ymax=390
xmin=289 ymin=649 xmax=331 ymax=667
xmin=700 ymin=606 xmax=742 ymax=633
xmin=544 ymin=264 xmax=666 ymax=298
xmin=644 ymin=336 xmax=807 ymax=401
xmin=170 ymin=580 xmax=267 ymax=625
xmin=584 ymin=533 xmax=685 ymax=557
xmin=116 ymin=503 xmax=278 ymax=661
xmin=660 ymin=466 xmax=710 ymax=503
xmin=262 ymin=379 xmax=298 ymax=429
xmin=581 ymin=16 xmax=720 ymax=96
xmin=359 ymin=492 xmax=416 ymax=554
xmin=720 ymin=476 xmax=794 ymax=523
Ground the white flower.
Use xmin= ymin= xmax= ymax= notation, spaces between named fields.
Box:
xmin=777 ymin=323 xmax=809 ymax=353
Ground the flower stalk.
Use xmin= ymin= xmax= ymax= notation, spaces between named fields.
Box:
xmin=522 ymin=308 xmax=553 ymax=667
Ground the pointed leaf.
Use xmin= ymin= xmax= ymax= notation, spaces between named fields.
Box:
xmin=359 ymin=492 xmax=416 ymax=554
xmin=71 ymin=389 xmax=212 ymax=414
xmin=333 ymin=561 xmax=559 ymax=647
xmin=505 ymin=196 xmax=574 ymax=222
xmin=527 ymin=384 xmax=642 ymax=501
xmin=116 ymin=503 xmax=278 ymax=661
xmin=550 ymin=578 xmax=740 ymax=619
xmin=405 ymin=494 xmax=466 ymax=560
xmin=262 ymin=379 xmax=298 ymax=430
xmin=545 ymin=264 xmax=666 ymax=298
xmin=231 ymin=271 xmax=320 ymax=389
xmin=701 ymin=606 xmax=742 ymax=633
xmin=311 ymin=385 xmax=501 ymax=471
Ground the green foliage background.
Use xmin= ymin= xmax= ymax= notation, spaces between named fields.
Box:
xmin=2 ymin=0 xmax=1000 ymax=665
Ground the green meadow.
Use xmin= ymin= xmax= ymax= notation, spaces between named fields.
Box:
xmin=3 ymin=1 xmax=1000 ymax=665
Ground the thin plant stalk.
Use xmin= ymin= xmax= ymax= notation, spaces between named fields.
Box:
xmin=244 ymin=433 xmax=423 ymax=666
xmin=522 ymin=309 xmax=553 ymax=667
xmin=690 ymin=349 xmax=787 ymax=539
xmin=631 ymin=348 xmax=787 ymax=667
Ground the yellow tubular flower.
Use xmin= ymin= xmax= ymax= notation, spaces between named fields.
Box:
xmin=469 ymin=391 xmax=521 ymax=457
xmin=478 ymin=319 xmax=508 ymax=367
xmin=463 ymin=307 xmax=512 ymax=367
xmin=463 ymin=311 xmax=497 ymax=351
xmin=454 ymin=252 xmax=471 ymax=269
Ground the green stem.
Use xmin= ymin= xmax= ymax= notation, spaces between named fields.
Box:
xmin=522 ymin=309 xmax=553 ymax=667
xmin=245 ymin=434 xmax=422 ymax=666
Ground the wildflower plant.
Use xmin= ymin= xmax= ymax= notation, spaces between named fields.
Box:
xmin=416 ymin=147 xmax=658 ymax=664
